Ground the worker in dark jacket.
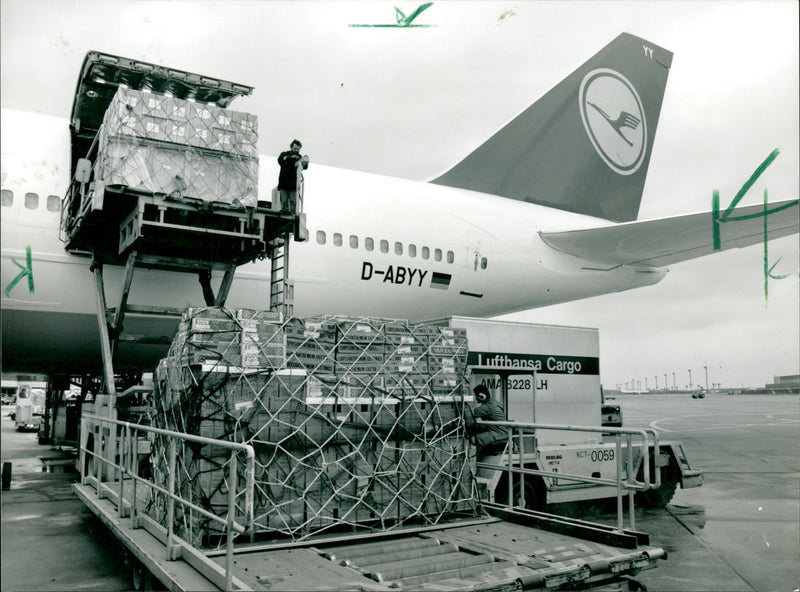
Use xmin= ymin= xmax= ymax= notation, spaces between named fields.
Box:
xmin=467 ymin=384 xmax=507 ymax=456
xmin=277 ymin=139 xmax=309 ymax=214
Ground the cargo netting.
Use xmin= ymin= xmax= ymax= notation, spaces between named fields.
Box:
xmin=147 ymin=308 xmax=480 ymax=548
xmin=96 ymin=88 xmax=258 ymax=207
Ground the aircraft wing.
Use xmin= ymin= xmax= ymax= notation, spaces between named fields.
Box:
xmin=540 ymin=199 xmax=799 ymax=268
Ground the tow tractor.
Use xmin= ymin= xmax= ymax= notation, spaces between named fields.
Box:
xmin=438 ymin=316 xmax=703 ymax=511
xmin=469 ymin=366 xmax=702 ymax=514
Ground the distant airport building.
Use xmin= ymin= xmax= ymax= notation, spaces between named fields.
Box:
xmin=762 ymin=374 xmax=800 ymax=394
xmin=770 ymin=374 xmax=800 ymax=385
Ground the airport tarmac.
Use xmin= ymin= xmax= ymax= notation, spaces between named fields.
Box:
xmin=595 ymin=393 xmax=800 ymax=592
xmin=1 ymin=394 xmax=798 ymax=591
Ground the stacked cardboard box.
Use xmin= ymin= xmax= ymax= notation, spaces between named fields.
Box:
xmin=148 ymin=309 xmax=478 ymax=548
xmin=285 ymin=318 xmax=337 ymax=374
xmin=168 ymin=308 xmax=285 ymax=370
xmin=95 ymin=87 xmax=259 ymax=207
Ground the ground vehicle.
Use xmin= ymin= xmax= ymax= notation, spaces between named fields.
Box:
xmin=1 ymin=380 xmax=17 ymax=405
xmin=72 ymin=313 xmax=674 ymax=590
xmin=601 ymin=387 xmax=623 ymax=428
xmin=601 ymin=402 xmax=623 ymax=427
xmin=14 ymin=384 xmax=46 ymax=431
xmin=434 ymin=317 xmax=703 ymax=509
xmin=692 ymin=390 xmax=706 ymax=399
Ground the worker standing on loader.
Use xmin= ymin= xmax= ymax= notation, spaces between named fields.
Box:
xmin=277 ymin=139 xmax=309 ymax=215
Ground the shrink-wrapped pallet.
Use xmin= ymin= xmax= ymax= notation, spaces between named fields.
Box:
xmin=95 ymin=87 xmax=259 ymax=207
xmin=147 ymin=309 xmax=478 ymax=548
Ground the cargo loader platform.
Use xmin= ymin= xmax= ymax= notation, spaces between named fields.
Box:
xmin=74 ymin=411 xmax=666 ymax=592
xmin=75 ymin=472 xmax=665 ymax=592
xmin=62 ymin=184 xmax=294 ymax=267
xmin=59 ymin=51 xmax=301 ymax=398
xmin=61 ymin=50 xmax=302 ymax=268
xmin=73 ymin=484 xmax=665 ymax=591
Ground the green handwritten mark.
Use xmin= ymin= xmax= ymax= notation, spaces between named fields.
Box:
xmin=4 ymin=245 xmax=34 ymax=297
xmin=350 ymin=2 xmax=434 ymax=27
xmin=763 ymin=190 xmax=791 ymax=304
xmin=394 ymin=3 xmax=433 ymax=26
xmin=712 ymin=149 xmax=798 ymax=304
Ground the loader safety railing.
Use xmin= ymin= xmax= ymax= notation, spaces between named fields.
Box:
xmin=476 ymin=420 xmax=661 ymax=533
xmin=79 ymin=414 xmax=256 ymax=591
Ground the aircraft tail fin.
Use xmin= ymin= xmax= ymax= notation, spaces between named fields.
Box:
xmin=431 ymin=33 xmax=672 ymax=222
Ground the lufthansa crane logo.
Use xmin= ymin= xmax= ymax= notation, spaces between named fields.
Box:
xmin=579 ymin=69 xmax=646 ymax=176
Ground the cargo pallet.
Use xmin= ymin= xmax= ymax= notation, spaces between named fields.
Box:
xmin=75 ymin=414 xmax=666 ymax=591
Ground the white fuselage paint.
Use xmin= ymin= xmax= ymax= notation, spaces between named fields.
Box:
xmin=0 ymin=109 xmax=664 ymax=372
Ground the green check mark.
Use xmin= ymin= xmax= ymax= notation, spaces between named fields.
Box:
xmin=395 ymin=3 xmax=433 ymax=26
xmin=350 ymin=3 xmax=434 ymax=28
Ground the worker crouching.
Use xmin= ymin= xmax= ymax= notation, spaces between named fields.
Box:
xmin=466 ymin=384 xmax=507 ymax=457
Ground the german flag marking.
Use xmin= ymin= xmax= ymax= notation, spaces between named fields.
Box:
xmin=431 ymin=272 xmax=451 ymax=289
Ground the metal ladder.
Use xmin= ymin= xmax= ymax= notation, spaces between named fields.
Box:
xmin=268 ymin=232 xmax=293 ymax=317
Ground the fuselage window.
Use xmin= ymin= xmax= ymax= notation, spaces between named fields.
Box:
xmin=481 ymin=257 xmax=488 ymax=270
xmin=447 ymin=250 xmax=454 ymax=264
xmin=421 ymin=246 xmax=430 ymax=260
xmin=24 ymin=192 xmax=39 ymax=210
xmin=394 ymin=242 xmax=403 ymax=256
xmin=349 ymin=235 xmax=358 ymax=248
xmin=333 ymin=233 xmax=343 ymax=247
xmin=1 ymin=190 xmax=12 ymax=207
xmin=380 ymin=240 xmax=389 ymax=254
xmin=409 ymin=244 xmax=417 ymax=258
xmin=365 ymin=237 xmax=374 ymax=251
xmin=434 ymin=248 xmax=442 ymax=262
xmin=47 ymin=195 xmax=61 ymax=212
xmin=316 ymin=230 xmax=327 ymax=245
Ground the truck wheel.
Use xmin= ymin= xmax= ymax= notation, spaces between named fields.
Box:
xmin=497 ymin=475 xmax=545 ymax=512
xmin=130 ymin=557 xmax=153 ymax=591
xmin=2 ymin=462 xmax=11 ymax=490
xmin=84 ymin=435 xmax=95 ymax=477
xmin=637 ymin=459 xmax=678 ymax=508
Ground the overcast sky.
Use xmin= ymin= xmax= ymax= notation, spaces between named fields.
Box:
xmin=1 ymin=1 xmax=798 ymax=389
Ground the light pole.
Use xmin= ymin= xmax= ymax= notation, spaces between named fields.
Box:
xmin=655 ymin=376 xmax=658 ymax=390
xmin=672 ymin=372 xmax=676 ymax=390
xmin=688 ymin=369 xmax=692 ymax=391
xmin=664 ymin=374 xmax=668 ymax=392
xmin=704 ymin=366 xmax=709 ymax=392
xmin=645 ymin=377 xmax=648 ymax=391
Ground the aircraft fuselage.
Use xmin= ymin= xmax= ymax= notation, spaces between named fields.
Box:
xmin=0 ymin=110 xmax=663 ymax=373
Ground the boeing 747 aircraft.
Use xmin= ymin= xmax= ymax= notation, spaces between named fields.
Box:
xmin=2 ymin=33 xmax=798 ymax=374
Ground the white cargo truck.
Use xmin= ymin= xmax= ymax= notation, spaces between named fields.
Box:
xmin=433 ymin=317 xmax=703 ymax=509
xmin=14 ymin=383 xmax=46 ymax=431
